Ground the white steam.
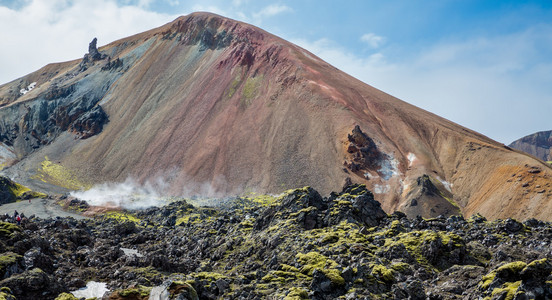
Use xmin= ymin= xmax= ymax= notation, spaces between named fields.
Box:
xmin=70 ymin=175 xmax=241 ymax=210
xmin=70 ymin=178 xmax=169 ymax=209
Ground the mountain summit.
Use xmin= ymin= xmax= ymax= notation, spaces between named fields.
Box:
xmin=0 ymin=12 xmax=550 ymax=220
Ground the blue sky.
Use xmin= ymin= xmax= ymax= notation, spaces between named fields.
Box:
xmin=1 ymin=0 xmax=551 ymax=144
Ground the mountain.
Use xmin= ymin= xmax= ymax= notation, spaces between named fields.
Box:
xmin=0 ymin=12 xmax=551 ymax=220
xmin=509 ymin=130 xmax=552 ymax=162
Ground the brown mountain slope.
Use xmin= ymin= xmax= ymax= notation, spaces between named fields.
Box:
xmin=509 ymin=130 xmax=552 ymax=162
xmin=0 ymin=12 xmax=551 ymax=220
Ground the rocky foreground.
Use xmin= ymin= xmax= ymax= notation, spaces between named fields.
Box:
xmin=0 ymin=184 xmax=552 ymax=299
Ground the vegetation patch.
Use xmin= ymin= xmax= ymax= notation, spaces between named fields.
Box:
xmin=0 ymin=252 xmax=22 ymax=275
xmin=240 ymin=75 xmax=263 ymax=107
xmin=490 ymin=280 xmax=522 ymax=300
xmin=32 ymin=156 xmax=91 ymax=190
xmin=102 ymin=211 xmax=141 ymax=223
xmin=284 ymin=287 xmax=308 ymax=300
xmin=115 ymin=285 xmax=151 ymax=299
xmin=54 ymin=293 xmax=78 ymax=300
xmin=370 ymin=264 xmax=395 ymax=283
xmin=296 ymin=252 xmax=338 ymax=276
xmin=0 ymin=222 xmax=21 ymax=238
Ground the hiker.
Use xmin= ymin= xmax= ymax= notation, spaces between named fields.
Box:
xmin=13 ymin=210 xmax=18 ymax=218
xmin=15 ymin=214 xmax=21 ymax=226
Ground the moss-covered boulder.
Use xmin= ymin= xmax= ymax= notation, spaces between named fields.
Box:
xmin=479 ymin=259 xmax=552 ymax=299
xmin=0 ymin=267 xmax=60 ymax=299
xmin=0 ymin=252 xmax=23 ymax=279
xmin=0 ymin=222 xmax=21 ymax=240
xmin=0 ymin=176 xmax=45 ymax=204
xmin=54 ymin=292 xmax=79 ymax=300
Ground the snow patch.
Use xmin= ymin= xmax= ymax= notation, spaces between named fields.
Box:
xmin=71 ymin=281 xmax=109 ymax=299
xmin=150 ymin=283 xmax=170 ymax=300
xmin=0 ymin=144 xmax=16 ymax=160
xmin=378 ymin=155 xmax=400 ymax=181
xmin=20 ymin=82 xmax=36 ymax=95
xmin=364 ymin=172 xmax=378 ymax=180
xmin=374 ymin=184 xmax=390 ymax=194
xmin=121 ymin=248 xmax=144 ymax=258
xmin=407 ymin=152 xmax=417 ymax=167
xmin=436 ymin=177 xmax=453 ymax=192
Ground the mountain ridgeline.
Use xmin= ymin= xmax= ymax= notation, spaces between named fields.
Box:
xmin=0 ymin=12 xmax=551 ymax=220
xmin=509 ymin=130 xmax=552 ymax=162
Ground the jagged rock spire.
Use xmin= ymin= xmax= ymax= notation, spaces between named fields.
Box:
xmin=88 ymin=37 xmax=102 ymax=61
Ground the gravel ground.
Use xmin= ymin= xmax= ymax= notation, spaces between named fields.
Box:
xmin=0 ymin=198 xmax=88 ymax=219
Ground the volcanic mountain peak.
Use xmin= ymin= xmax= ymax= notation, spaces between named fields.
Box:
xmin=0 ymin=12 xmax=551 ymax=221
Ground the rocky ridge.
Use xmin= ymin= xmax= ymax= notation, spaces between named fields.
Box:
xmin=509 ymin=130 xmax=552 ymax=162
xmin=0 ymin=185 xmax=552 ymax=299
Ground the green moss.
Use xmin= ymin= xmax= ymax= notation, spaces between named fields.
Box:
xmin=55 ymin=293 xmax=79 ymax=300
xmin=296 ymin=252 xmax=338 ymax=276
xmin=348 ymin=184 xmax=368 ymax=195
xmin=175 ymin=213 xmax=201 ymax=225
xmin=281 ymin=264 xmax=300 ymax=272
xmin=0 ymin=287 xmax=14 ymax=300
xmin=387 ymin=220 xmax=405 ymax=236
xmin=496 ymin=261 xmax=527 ymax=277
xmin=490 ymin=281 xmax=521 ymax=300
xmin=381 ymin=230 xmax=464 ymax=268
xmin=370 ymin=264 xmax=395 ymax=283
xmin=335 ymin=200 xmax=352 ymax=206
xmin=480 ymin=261 xmax=527 ymax=290
xmin=240 ymin=219 xmax=254 ymax=228
xmin=8 ymin=181 xmax=31 ymax=198
xmin=0 ymin=222 xmax=21 ymax=238
xmin=289 ymin=206 xmax=317 ymax=218
xmin=322 ymin=269 xmax=345 ymax=286
xmin=227 ymin=72 xmax=242 ymax=98
xmin=480 ymin=272 xmax=496 ymax=289
xmin=320 ymin=233 xmax=339 ymax=244
xmin=390 ymin=262 xmax=410 ymax=273
xmin=117 ymin=285 xmax=151 ymax=297
xmin=103 ymin=211 xmax=141 ymax=223
xmin=522 ymin=258 xmax=548 ymax=274
xmin=195 ymin=272 xmax=226 ymax=281
xmin=243 ymin=193 xmax=278 ymax=207
xmin=0 ymin=252 xmax=22 ymax=275
xmin=284 ymin=287 xmax=308 ymax=300
xmin=32 ymin=156 xmax=91 ymax=190
xmin=241 ymin=75 xmax=263 ymax=106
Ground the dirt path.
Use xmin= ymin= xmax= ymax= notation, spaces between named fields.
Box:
xmin=0 ymin=198 xmax=89 ymax=220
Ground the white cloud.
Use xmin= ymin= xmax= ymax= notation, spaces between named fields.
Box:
xmin=252 ymin=4 xmax=292 ymax=23
xmin=293 ymin=26 xmax=552 ymax=144
xmin=0 ymin=0 xmax=180 ymax=84
xmin=360 ymin=33 xmax=385 ymax=48
xmin=191 ymin=4 xmax=228 ymax=16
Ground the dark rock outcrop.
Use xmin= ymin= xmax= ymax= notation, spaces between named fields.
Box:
xmin=0 ymin=185 xmax=551 ymax=299
xmin=344 ymin=125 xmax=386 ymax=174
xmin=69 ymin=105 xmax=108 ymax=139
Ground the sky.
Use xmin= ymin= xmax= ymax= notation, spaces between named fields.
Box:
xmin=0 ymin=0 xmax=551 ymax=144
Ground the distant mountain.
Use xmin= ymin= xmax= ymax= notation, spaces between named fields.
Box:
xmin=0 ymin=12 xmax=551 ymax=220
xmin=509 ymin=130 xmax=552 ymax=162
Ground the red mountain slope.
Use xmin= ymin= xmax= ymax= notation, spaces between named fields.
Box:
xmin=0 ymin=12 xmax=551 ymax=220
